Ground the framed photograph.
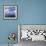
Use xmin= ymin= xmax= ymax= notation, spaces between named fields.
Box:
xmin=4 ymin=5 xmax=17 ymax=19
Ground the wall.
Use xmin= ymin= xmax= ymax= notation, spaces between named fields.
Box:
xmin=0 ymin=0 xmax=46 ymax=44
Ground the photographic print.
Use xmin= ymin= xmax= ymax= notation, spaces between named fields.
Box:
xmin=4 ymin=5 xmax=17 ymax=19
